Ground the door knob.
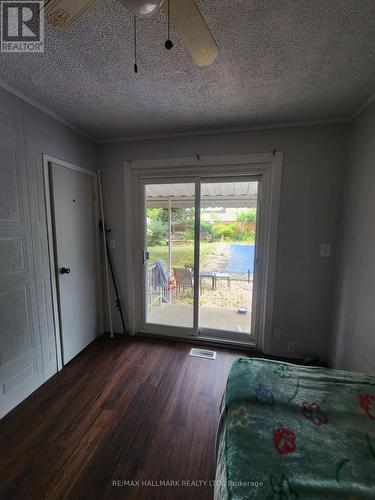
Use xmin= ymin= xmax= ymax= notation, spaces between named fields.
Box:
xmin=60 ymin=267 xmax=71 ymax=274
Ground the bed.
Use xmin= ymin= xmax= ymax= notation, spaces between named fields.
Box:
xmin=215 ymin=358 xmax=375 ymax=499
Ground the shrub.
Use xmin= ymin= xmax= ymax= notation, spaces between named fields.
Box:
xmin=214 ymin=224 xmax=236 ymax=239
xmin=234 ymin=230 xmax=256 ymax=242
xmin=236 ymin=208 xmax=257 ymax=223
xmin=183 ymin=230 xmax=194 ymax=241
xmin=200 ymin=221 xmax=215 ymax=241
xmin=180 ymin=260 xmax=194 ymax=269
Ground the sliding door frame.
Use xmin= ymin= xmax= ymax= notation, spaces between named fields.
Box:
xmin=198 ymin=175 xmax=262 ymax=344
xmin=124 ymin=153 xmax=282 ymax=353
xmin=139 ymin=176 xmax=201 ymax=337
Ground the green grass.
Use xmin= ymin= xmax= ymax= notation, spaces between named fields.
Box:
xmin=148 ymin=242 xmax=220 ymax=269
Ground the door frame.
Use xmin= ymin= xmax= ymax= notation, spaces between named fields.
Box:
xmin=43 ymin=154 xmax=102 ymax=370
xmin=124 ymin=152 xmax=282 ymax=353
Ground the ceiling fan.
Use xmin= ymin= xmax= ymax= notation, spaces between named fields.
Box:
xmin=44 ymin=0 xmax=219 ymax=67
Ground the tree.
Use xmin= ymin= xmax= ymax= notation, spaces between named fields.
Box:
xmin=147 ymin=207 xmax=194 ymax=229
xmin=147 ymin=208 xmax=163 ymax=219
xmin=172 ymin=207 xmax=194 ymax=229
xmin=147 ymin=218 xmax=167 ymax=246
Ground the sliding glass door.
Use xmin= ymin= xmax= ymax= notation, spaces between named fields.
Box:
xmin=199 ymin=179 xmax=258 ymax=336
xmin=142 ymin=176 xmax=260 ymax=343
xmin=145 ymin=183 xmax=195 ymax=328
xmin=144 ymin=181 xmax=199 ymax=332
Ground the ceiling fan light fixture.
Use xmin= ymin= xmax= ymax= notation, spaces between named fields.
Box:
xmin=118 ymin=0 xmax=164 ymax=18
xmin=45 ymin=0 xmax=219 ymax=69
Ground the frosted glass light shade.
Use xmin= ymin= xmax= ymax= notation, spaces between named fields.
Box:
xmin=118 ymin=0 xmax=164 ymax=18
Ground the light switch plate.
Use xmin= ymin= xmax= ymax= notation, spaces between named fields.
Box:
xmin=110 ymin=239 xmax=116 ymax=249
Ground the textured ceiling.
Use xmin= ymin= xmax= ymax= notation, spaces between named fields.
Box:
xmin=1 ymin=0 xmax=375 ymax=141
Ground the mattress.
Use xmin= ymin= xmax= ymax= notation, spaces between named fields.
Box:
xmin=215 ymin=358 xmax=375 ymax=499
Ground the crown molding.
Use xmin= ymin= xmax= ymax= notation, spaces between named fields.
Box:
xmin=0 ymin=78 xmax=98 ymax=143
xmin=350 ymin=93 xmax=375 ymax=120
xmin=1 ymin=76 xmax=373 ymax=145
xmin=99 ymin=116 xmax=351 ymax=144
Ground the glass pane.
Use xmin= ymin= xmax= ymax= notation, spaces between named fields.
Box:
xmin=199 ymin=180 xmax=258 ymax=335
xmin=145 ymin=183 xmax=195 ymax=328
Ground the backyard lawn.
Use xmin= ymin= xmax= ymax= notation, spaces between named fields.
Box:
xmin=148 ymin=240 xmax=254 ymax=270
xmin=148 ymin=242 xmax=221 ymax=269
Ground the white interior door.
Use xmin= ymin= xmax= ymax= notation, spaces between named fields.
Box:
xmin=50 ymin=163 xmax=99 ymax=365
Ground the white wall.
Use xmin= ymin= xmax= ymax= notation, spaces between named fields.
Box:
xmin=330 ymin=102 xmax=375 ymax=375
xmin=0 ymin=86 xmax=98 ymax=417
xmin=99 ymin=123 xmax=347 ymax=361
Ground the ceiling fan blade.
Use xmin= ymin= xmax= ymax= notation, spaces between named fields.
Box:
xmin=44 ymin=0 xmax=97 ymax=28
xmin=168 ymin=0 xmax=219 ymax=67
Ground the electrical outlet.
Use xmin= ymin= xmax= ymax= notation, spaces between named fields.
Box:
xmin=273 ymin=328 xmax=281 ymax=340
xmin=287 ymin=341 xmax=296 ymax=353
xmin=320 ymin=244 xmax=330 ymax=257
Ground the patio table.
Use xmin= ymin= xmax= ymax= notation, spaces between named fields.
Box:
xmin=214 ymin=272 xmax=231 ymax=289
xmin=199 ymin=271 xmax=216 ymax=289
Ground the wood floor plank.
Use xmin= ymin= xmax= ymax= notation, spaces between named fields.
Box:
xmin=0 ymin=336 xmax=250 ymax=499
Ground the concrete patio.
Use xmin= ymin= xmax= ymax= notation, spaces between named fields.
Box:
xmin=148 ymin=303 xmax=252 ymax=333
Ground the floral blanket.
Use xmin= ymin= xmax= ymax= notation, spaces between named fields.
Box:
xmin=214 ymin=358 xmax=375 ymax=499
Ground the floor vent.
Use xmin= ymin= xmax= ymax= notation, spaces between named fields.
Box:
xmin=190 ymin=348 xmax=216 ymax=360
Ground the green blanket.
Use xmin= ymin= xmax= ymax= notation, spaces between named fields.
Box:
xmin=215 ymin=358 xmax=375 ymax=499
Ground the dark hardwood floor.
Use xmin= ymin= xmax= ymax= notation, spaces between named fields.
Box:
xmin=0 ymin=336 xmax=249 ymax=500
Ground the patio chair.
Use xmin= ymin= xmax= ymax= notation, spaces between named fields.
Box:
xmin=173 ymin=267 xmax=193 ymax=296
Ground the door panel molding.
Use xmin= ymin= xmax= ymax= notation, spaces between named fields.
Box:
xmin=0 ymin=96 xmax=44 ymax=418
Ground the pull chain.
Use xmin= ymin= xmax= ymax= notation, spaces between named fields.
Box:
xmin=134 ymin=16 xmax=138 ymax=73
xmin=168 ymin=0 xmax=170 ymax=40
xmin=165 ymin=0 xmax=173 ymax=50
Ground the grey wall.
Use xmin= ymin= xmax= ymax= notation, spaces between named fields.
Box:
xmin=330 ymin=102 xmax=375 ymax=375
xmin=99 ymin=123 xmax=348 ymax=361
xmin=0 ymin=86 xmax=98 ymax=417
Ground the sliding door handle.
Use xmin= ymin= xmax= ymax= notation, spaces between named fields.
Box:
xmin=142 ymin=250 xmax=149 ymax=264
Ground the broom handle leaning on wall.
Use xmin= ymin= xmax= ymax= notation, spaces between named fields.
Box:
xmin=97 ymin=170 xmax=114 ymax=339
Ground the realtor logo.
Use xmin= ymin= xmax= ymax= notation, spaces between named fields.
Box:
xmin=1 ymin=1 xmax=44 ymax=52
